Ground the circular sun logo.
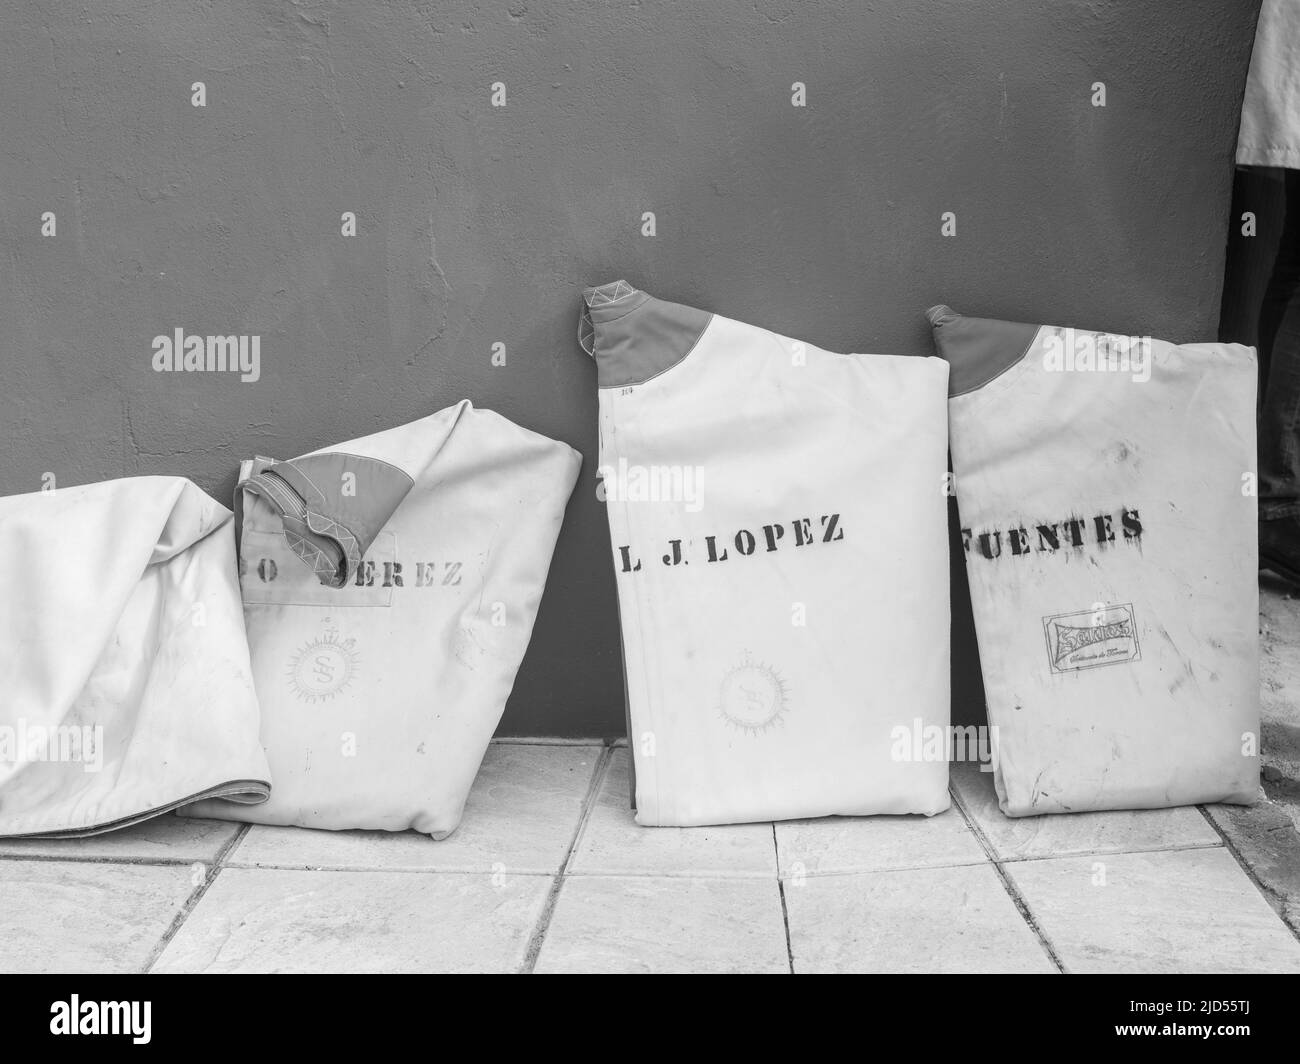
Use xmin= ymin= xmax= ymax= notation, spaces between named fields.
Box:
xmin=718 ymin=652 xmax=788 ymax=734
xmin=287 ymin=619 xmax=359 ymax=704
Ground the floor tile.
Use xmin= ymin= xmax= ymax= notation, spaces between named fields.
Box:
xmin=775 ymin=809 xmax=986 ymax=878
xmin=951 ymin=760 xmax=1221 ymax=861
xmin=0 ymin=815 xmax=241 ymax=864
xmin=784 ymin=863 xmax=1055 ymax=973
xmin=230 ymin=744 xmax=601 ymax=873
xmin=153 ymin=868 xmax=552 ymax=973
xmin=566 ymin=749 xmax=777 ymax=877
xmin=534 ymin=875 xmax=788 ymax=973
xmin=1204 ymin=800 xmax=1300 ymax=933
xmin=1259 ymin=581 xmax=1300 ymax=791
xmin=0 ymin=860 xmax=197 ymax=973
xmin=1006 ymin=847 xmax=1300 ymax=973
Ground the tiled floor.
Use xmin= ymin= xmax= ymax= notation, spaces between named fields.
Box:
xmin=2 ymin=741 xmax=1299 ymax=973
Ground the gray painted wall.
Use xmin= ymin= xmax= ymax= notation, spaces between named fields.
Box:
xmin=0 ymin=1 xmax=1259 ymax=735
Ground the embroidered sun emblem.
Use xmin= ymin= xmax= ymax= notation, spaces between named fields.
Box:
xmin=287 ymin=617 xmax=359 ymax=703
xmin=718 ymin=651 xmax=789 ymax=735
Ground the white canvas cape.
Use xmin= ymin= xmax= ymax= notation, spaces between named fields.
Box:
xmin=582 ymin=281 xmax=952 ymax=826
xmin=182 ymin=402 xmax=580 ymax=838
xmin=929 ymin=306 xmax=1259 ymax=815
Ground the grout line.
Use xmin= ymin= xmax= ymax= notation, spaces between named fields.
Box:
xmin=995 ymin=840 xmax=1224 ymax=864
xmin=520 ymin=875 xmax=568 ymax=975
xmin=0 ymin=851 xmax=226 ymax=869
xmin=0 ymin=838 xmax=1223 ymax=875
xmin=764 ymin=842 xmax=1226 ymax=884
xmin=220 ymin=862 xmax=557 ymax=876
xmin=772 ymin=824 xmax=795 ymax=974
xmin=519 ymin=744 xmax=612 ymax=973
xmin=215 ymin=821 xmax=250 ymax=868
xmin=0 ymin=840 xmax=1224 ymax=876
xmin=949 ymin=780 xmax=1067 ymax=973
xmin=560 ymin=745 xmax=613 ymax=877
xmin=556 ymin=869 xmax=775 ymax=880
xmin=1197 ymin=804 xmax=1300 ymax=946
xmin=981 ymin=862 xmax=1067 ymax=973
xmin=776 ymin=858 xmax=994 ymax=882
xmin=139 ymin=822 xmax=251 ymax=974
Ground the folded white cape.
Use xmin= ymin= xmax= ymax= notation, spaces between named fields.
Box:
xmin=0 ymin=476 xmax=270 ymax=837
xmin=182 ymin=402 xmax=581 ymax=838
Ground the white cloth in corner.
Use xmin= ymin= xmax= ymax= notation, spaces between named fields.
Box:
xmin=0 ymin=476 xmax=270 ymax=837
xmin=1238 ymin=0 xmax=1300 ymax=169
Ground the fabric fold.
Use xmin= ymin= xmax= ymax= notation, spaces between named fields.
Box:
xmin=0 ymin=476 xmax=270 ymax=837
xmin=182 ymin=401 xmax=581 ymax=839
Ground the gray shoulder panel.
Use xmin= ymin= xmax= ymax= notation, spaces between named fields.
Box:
xmin=580 ymin=280 xmax=713 ymax=388
xmin=925 ymin=305 xmax=1041 ymax=397
xmin=240 ymin=452 xmax=414 ymax=588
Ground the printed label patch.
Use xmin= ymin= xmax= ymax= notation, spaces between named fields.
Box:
xmin=1043 ymin=603 xmax=1140 ymax=673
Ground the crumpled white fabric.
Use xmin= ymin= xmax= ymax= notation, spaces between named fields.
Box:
xmin=0 ymin=476 xmax=270 ymax=837
xmin=1238 ymin=0 xmax=1300 ymax=169
xmin=181 ymin=401 xmax=581 ymax=838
